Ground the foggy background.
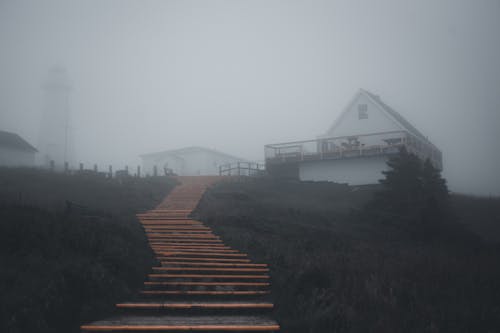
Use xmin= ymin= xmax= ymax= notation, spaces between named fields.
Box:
xmin=0 ymin=0 xmax=499 ymax=195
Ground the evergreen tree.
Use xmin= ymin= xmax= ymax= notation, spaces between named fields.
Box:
xmin=421 ymin=158 xmax=449 ymax=223
xmin=421 ymin=158 xmax=449 ymax=204
xmin=373 ymin=147 xmax=449 ymax=226
xmin=378 ymin=147 xmax=423 ymax=214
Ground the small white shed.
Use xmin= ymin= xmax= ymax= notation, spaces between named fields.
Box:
xmin=140 ymin=146 xmax=245 ymax=176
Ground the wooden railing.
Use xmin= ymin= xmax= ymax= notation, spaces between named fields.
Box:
xmin=265 ymin=130 xmax=442 ymax=170
xmin=219 ymin=162 xmax=265 ymax=176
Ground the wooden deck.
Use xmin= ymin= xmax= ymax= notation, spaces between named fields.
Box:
xmin=81 ymin=176 xmax=279 ymax=332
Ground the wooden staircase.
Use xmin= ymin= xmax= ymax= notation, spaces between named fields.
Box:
xmin=81 ymin=176 xmax=280 ymax=332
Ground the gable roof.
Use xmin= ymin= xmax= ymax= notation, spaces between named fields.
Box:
xmin=140 ymin=146 xmax=246 ymax=161
xmin=0 ymin=130 xmax=38 ymax=152
xmin=324 ymin=89 xmax=430 ymax=143
xmin=361 ymin=90 xmax=429 ymax=142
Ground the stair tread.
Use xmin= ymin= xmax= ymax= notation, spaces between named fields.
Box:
xmin=116 ymin=301 xmax=274 ymax=309
xmin=140 ymin=290 xmax=270 ymax=295
xmin=81 ymin=315 xmax=279 ymax=330
xmin=149 ymin=273 xmax=269 ymax=279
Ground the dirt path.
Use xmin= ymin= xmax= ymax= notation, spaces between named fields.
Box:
xmin=81 ymin=176 xmax=280 ymax=332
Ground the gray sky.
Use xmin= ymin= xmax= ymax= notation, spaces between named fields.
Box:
xmin=0 ymin=0 xmax=499 ymax=195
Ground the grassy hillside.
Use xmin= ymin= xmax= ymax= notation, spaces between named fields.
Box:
xmin=193 ymin=177 xmax=500 ymax=333
xmin=0 ymin=168 xmax=176 ymax=333
xmin=451 ymin=194 xmax=500 ymax=243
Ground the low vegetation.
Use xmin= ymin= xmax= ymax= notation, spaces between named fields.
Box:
xmin=193 ymin=154 xmax=500 ymax=332
xmin=0 ymin=168 xmax=176 ymax=333
xmin=2 ymin=154 xmax=499 ymax=333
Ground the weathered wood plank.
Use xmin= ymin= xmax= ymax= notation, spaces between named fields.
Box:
xmin=148 ymin=274 xmax=270 ymax=279
xmin=115 ymin=302 xmax=274 ymax=310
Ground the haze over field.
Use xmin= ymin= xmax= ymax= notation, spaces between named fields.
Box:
xmin=0 ymin=0 xmax=499 ymax=195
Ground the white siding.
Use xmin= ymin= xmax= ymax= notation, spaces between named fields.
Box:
xmin=325 ymin=93 xmax=403 ymax=139
xmin=142 ymin=149 xmax=242 ymax=176
xmin=0 ymin=147 xmax=36 ymax=167
xmin=299 ymin=156 xmax=388 ymax=185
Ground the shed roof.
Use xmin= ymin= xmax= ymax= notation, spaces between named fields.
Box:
xmin=140 ymin=146 xmax=245 ymax=161
xmin=0 ymin=130 xmax=38 ymax=152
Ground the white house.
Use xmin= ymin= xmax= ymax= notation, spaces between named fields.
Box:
xmin=140 ymin=146 xmax=246 ymax=176
xmin=0 ymin=130 xmax=38 ymax=167
xmin=265 ymin=89 xmax=442 ymax=185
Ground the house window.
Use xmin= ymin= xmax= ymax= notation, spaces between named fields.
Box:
xmin=358 ymin=104 xmax=368 ymax=119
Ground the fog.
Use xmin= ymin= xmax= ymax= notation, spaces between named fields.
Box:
xmin=0 ymin=0 xmax=499 ymax=195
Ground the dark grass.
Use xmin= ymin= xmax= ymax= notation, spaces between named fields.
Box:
xmin=193 ymin=177 xmax=500 ymax=333
xmin=0 ymin=167 xmax=177 ymax=333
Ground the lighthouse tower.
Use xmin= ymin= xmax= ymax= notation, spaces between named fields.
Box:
xmin=38 ymin=66 xmax=74 ymax=169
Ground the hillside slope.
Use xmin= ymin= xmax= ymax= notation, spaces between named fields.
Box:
xmin=0 ymin=168 xmax=177 ymax=333
xmin=193 ymin=178 xmax=500 ymax=333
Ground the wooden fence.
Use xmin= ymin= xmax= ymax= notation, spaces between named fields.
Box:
xmin=219 ymin=162 xmax=265 ymax=177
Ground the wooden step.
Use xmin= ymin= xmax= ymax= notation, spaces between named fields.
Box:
xmin=142 ymin=214 xmax=192 ymax=217
xmin=138 ymin=218 xmax=194 ymax=221
xmin=158 ymin=257 xmax=251 ymax=263
xmin=153 ymin=245 xmax=231 ymax=250
xmin=140 ymin=290 xmax=270 ymax=296
xmin=150 ymin=241 xmax=224 ymax=245
xmin=81 ymin=315 xmax=279 ymax=332
xmin=151 ymin=247 xmax=239 ymax=255
xmin=154 ymin=248 xmax=233 ymax=252
xmin=158 ymin=252 xmax=248 ymax=258
xmin=147 ymin=234 xmax=219 ymax=239
xmin=145 ymin=228 xmax=211 ymax=232
xmin=149 ymin=242 xmax=227 ymax=248
xmin=145 ymin=228 xmax=212 ymax=232
xmin=143 ymin=221 xmax=212 ymax=230
xmin=144 ymin=282 xmax=270 ymax=287
xmin=140 ymin=217 xmax=198 ymax=220
xmin=148 ymin=238 xmax=222 ymax=242
xmin=141 ymin=212 xmax=192 ymax=215
xmin=160 ymin=262 xmax=267 ymax=268
xmin=145 ymin=229 xmax=211 ymax=232
xmin=115 ymin=302 xmax=274 ymax=310
xmin=152 ymin=244 xmax=225 ymax=248
xmin=147 ymin=209 xmax=193 ymax=212
xmin=152 ymin=248 xmax=239 ymax=253
xmin=148 ymin=274 xmax=270 ymax=279
xmin=152 ymin=267 xmax=269 ymax=273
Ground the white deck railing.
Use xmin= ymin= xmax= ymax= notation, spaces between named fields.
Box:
xmin=265 ymin=131 xmax=442 ymax=170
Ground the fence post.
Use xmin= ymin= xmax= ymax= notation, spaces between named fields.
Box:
xmin=153 ymin=165 xmax=157 ymax=177
xmin=64 ymin=161 xmax=69 ymax=173
xmin=50 ymin=160 xmax=55 ymax=171
xmin=137 ymin=165 xmax=141 ymax=178
xmin=125 ymin=165 xmax=129 ymax=176
xmin=94 ymin=164 xmax=98 ymax=172
xmin=79 ymin=163 xmax=83 ymax=171
xmin=108 ymin=165 xmax=113 ymax=178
